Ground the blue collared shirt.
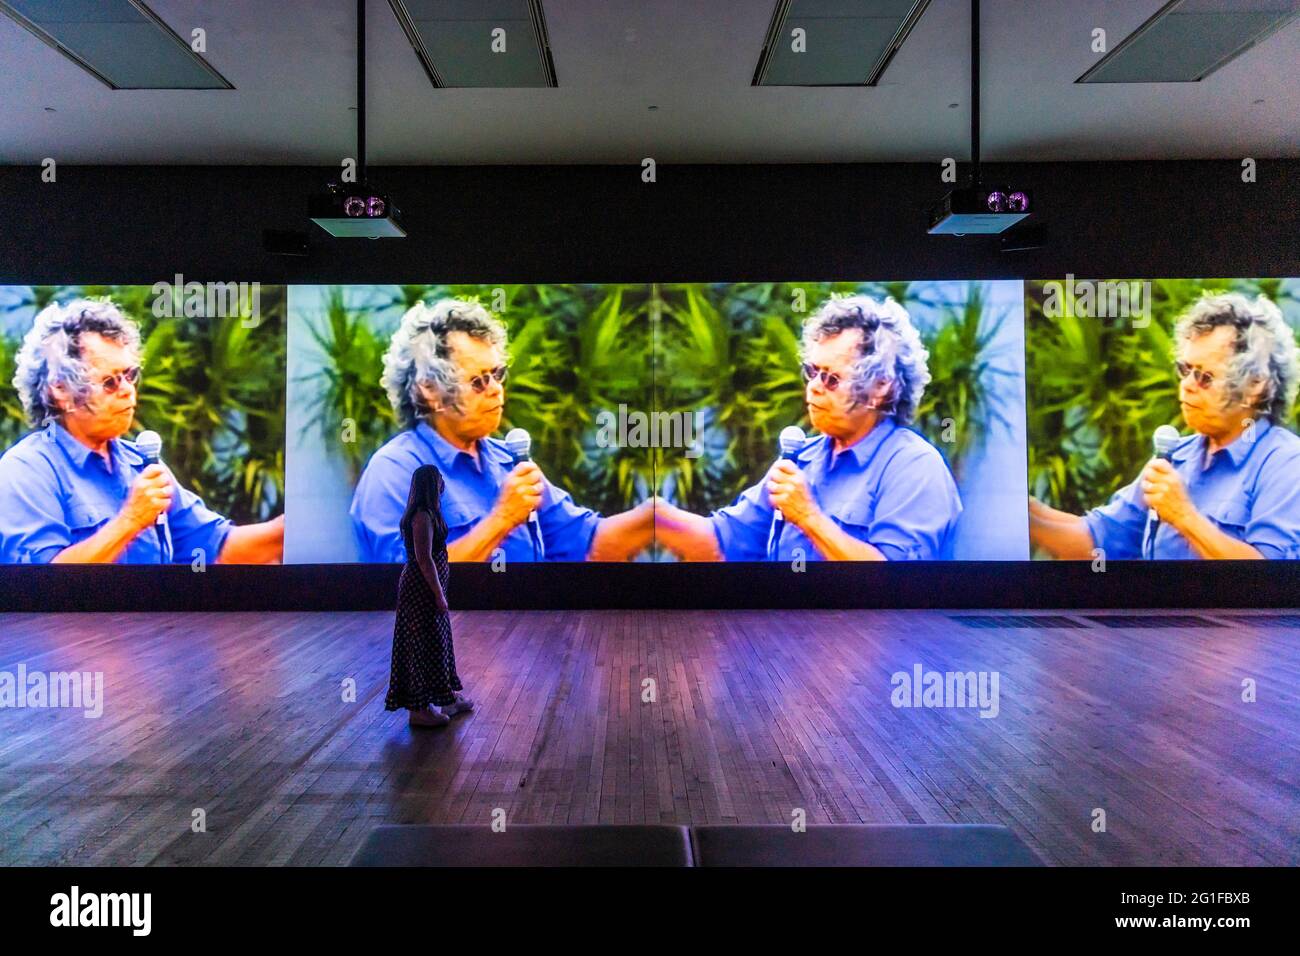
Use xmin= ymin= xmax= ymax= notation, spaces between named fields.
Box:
xmin=709 ymin=417 xmax=963 ymax=561
xmin=1084 ymin=419 xmax=1300 ymax=560
xmin=0 ymin=422 xmax=232 ymax=564
xmin=349 ymin=422 xmax=604 ymax=563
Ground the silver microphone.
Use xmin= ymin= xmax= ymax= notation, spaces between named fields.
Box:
xmin=134 ymin=430 xmax=168 ymax=527
xmin=504 ymin=427 xmax=540 ymax=529
xmin=135 ymin=429 xmax=162 ymax=464
xmin=772 ymin=425 xmax=807 ymax=523
xmin=1145 ymin=425 xmax=1182 ymax=545
xmin=1153 ymin=424 xmax=1181 ymax=461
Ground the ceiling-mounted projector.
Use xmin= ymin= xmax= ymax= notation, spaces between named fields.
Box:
xmin=310 ymin=182 xmax=405 ymax=238
xmin=310 ymin=0 xmax=405 ymax=239
xmin=927 ymin=186 xmax=1031 ymax=235
xmin=926 ymin=0 xmax=1038 ymax=240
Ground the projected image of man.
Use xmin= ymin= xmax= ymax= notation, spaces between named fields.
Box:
xmin=654 ymin=295 xmax=963 ymax=561
xmin=1030 ymin=293 xmax=1300 ymax=559
xmin=349 ymin=299 xmax=653 ymax=563
xmin=0 ymin=299 xmax=284 ymax=564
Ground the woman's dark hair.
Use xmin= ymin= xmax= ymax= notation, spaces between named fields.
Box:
xmin=399 ymin=465 xmax=448 ymax=551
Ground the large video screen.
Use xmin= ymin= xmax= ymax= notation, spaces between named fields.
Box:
xmin=1 ymin=277 xmax=1295 ymax=565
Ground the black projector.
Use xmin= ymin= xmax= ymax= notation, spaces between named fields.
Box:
xmin=309 ymin=183 xmax=406 ymax=238
xmin=927 ymin=186 xmax=1031 ymax=235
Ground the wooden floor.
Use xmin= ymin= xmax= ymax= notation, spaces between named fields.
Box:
xmin=0 ymin=608 xmax=1296 ymax=866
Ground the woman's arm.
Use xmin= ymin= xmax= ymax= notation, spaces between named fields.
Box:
xmin=1170 ymin=511 xmax=1264 ymax=559
xmin=51 ymin=515 xmax=142 ymax=564
xmin=651 ymin=498 xmax=724 ymax=561
xmin=217 ymin=515 xmax=285 ymax=564
xmin=796 ymin=511 xmax=887 ymax=561
xmin=413 ymin=511 xmax=450 ymax=610
xmin=1027 ymin=497 xmax=1097 ymax=559
xmin=445 ymin=511 xmax=513 ymax=562
xmin=587 ymin=497 xmax=656 ymax=561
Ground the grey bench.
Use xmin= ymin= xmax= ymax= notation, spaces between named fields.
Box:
xmin=348 ymin=822 xmax=1041 ymax=867
xmin=690 ymin=824 xmax=1042 ymax=866
xmin=348 ymin=823 xmax=694 ymax=867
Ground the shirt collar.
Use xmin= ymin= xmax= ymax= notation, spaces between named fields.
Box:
xmin=47 ymin=420 xmax=142 ymax=473
xmin=1171 ymin=419 xmax=1270 ymax=468
xmin=805 ymin=416 xmax=898 ymax=468
xmin=415 ymin=421 xmax=510 ymax=475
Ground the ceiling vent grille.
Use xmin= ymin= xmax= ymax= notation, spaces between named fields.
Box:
xmin=387 ymin=0 xmax=557 ymax=88
xmin=0 ymin=0 xmax=233 ymax=90
xmin=752 ymin=0 xmax=933 ymax=86
xmin=1077 ymin=0 xmax=1300 ymax=83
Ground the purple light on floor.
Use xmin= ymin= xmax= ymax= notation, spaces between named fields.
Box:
xmin=1008 ymin=191 xmax=1029 ymax=212
xmin=366 ymin=196 xmax=386 ymax=218
xmin=985 ymin=191 xmax=1006 ymax=212
xmin=343 ymin=196 xmax=367 ymax=217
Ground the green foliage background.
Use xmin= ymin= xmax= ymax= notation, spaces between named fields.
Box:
xmin=0 ymin=285 xmax=286 ymax=524
xmin=301 ymin=281 xmax=1009 ymax=524
xmin=1026 ymin=277 xmax=1300 ymax=515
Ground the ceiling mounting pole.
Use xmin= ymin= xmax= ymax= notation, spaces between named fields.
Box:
xmin=970 ymin=0 xmax=980 ymax=188
xmin=357 ymin=0 xmax=367 ymax=185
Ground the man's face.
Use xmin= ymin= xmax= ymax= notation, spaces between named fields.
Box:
xmin=804 ymin=328 xmax=878 ymax=440
xmin=57 ymin=333 xmax=139 ymax=443
xmin=425 ymin=330 xmax=506 ymax=441
xmin=1177 ymin=325 xmax=1255 ymax=439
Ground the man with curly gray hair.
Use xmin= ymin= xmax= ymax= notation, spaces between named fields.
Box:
xmin=349 ymin=297 xmax=654 ymax=562
xmin=1031 ymin=291 xmax=1300 ymax=559
xmin=0 ymin=297 xmax=283 ymax=564
xmin=654 ymin=294 xmax=962 ymax=561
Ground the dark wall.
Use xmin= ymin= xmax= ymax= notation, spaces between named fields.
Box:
xmin=1 ymin=561 xmax=1297 ymax=612
xmin=0 ymin=159 xmax=1297 ymax=610
xmin=1 ymin=160 xmax=1296 ymax=285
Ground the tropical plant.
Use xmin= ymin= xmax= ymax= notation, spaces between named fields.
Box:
xmin=0 ymin=330 xmax=24 ymax=451
xmin=911 ymin=283 xmax=1014 ymax=481
xmin=296 ymin=286 xmax=398 ymax=486
xmin=1 ymin=285 xmax=70 ymax=451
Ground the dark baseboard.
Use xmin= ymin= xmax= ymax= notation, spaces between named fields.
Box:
xmin=0 ymin=560 xmax=1296 ymax=612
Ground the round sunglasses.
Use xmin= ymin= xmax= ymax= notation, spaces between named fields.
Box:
xmin=466 ymin=365 xmax=508 ymax=393
xmin=801 ymin=362 xmax=846 ymax=391
xmin=95 ymin=366 xmax=142 ymax=394
xmin=1174 ymin=360 xmax=1215 ymax=389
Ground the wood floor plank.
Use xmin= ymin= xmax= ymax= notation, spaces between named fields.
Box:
xmin=0 ymin=608 xmax=1296 ymax=866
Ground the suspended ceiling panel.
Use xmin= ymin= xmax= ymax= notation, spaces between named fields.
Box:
xmin=0 ymin=0 xmax=1296 ymax=164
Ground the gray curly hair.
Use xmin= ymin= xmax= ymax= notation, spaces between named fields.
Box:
xmin=12 ymin=298 xmax=142 ymax=428
xmin=381 ymin=298 xmax=509 ymax=430
xmin=801 ymin=294 xmax=930 ymax=425
xmin=1174 ymin=292 xmax=1298 ymax=424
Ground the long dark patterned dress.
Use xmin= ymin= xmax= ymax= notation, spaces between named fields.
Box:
xmin=384 ymin=524 xmax=462 ymax=710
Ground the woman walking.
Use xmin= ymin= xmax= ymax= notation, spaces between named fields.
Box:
xmin=385 ymin=465 xmax=473 ymax=728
